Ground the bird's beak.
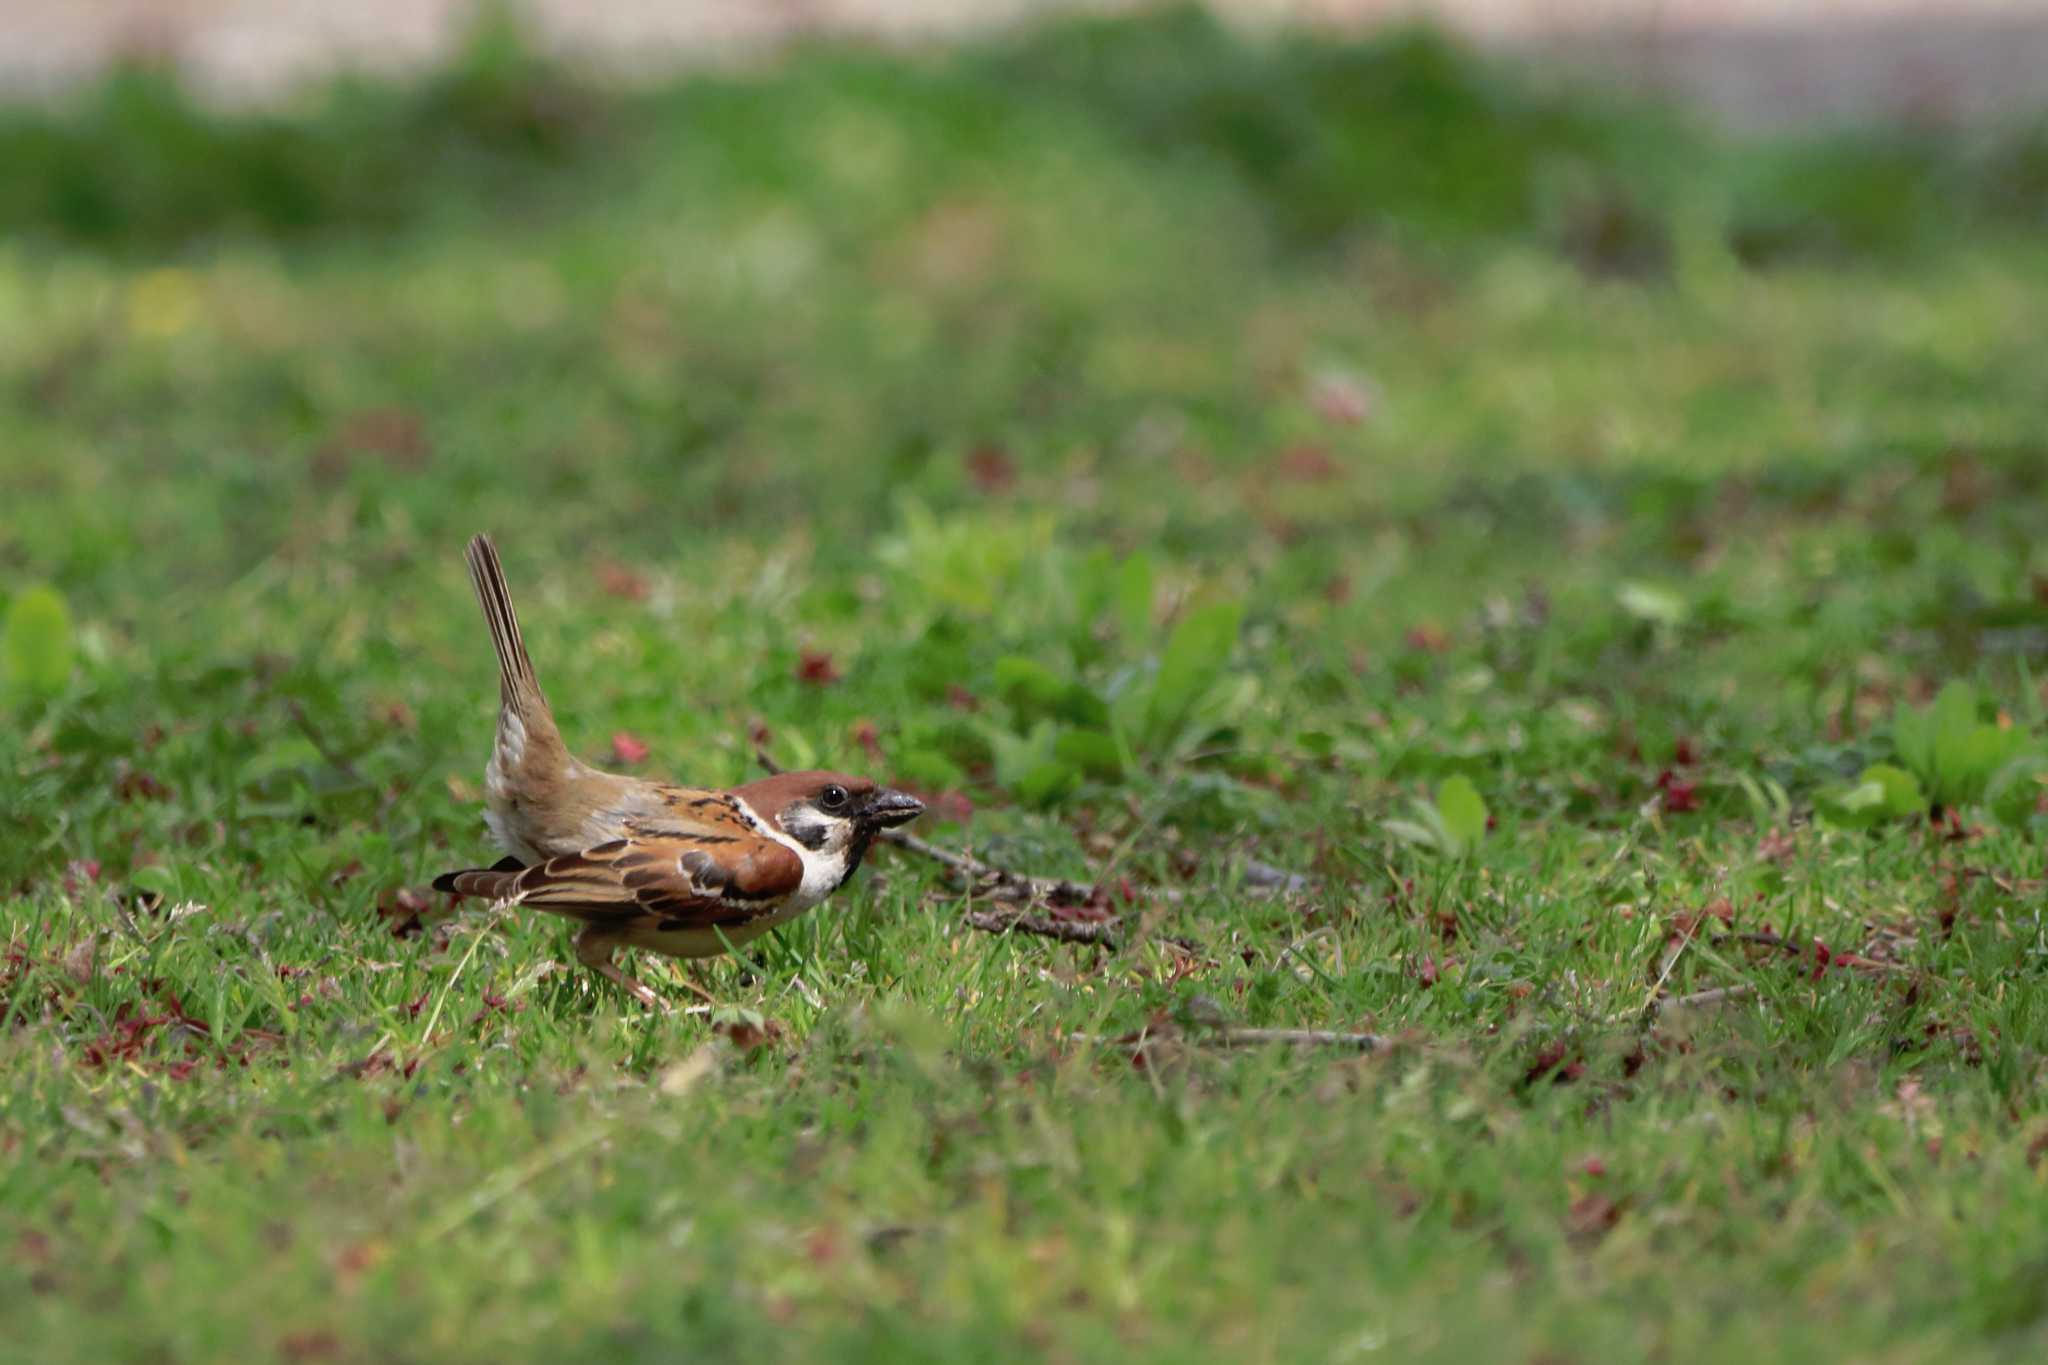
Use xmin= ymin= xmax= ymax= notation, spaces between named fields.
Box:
xmin=864 ymin=788 xmax=925 ymax=829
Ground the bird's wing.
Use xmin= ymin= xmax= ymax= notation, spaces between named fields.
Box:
xmin=603 ymin=784 xmax=773 ymax=841
xmin=436 ymin=829 xmax=804 ymax=931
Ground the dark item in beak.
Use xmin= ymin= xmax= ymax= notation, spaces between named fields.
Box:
xmin=863 ymin=789 xmax=925 ymax=829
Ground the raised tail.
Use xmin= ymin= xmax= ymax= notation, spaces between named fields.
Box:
xmin=466 ymin=534 xmax=550 ymax=716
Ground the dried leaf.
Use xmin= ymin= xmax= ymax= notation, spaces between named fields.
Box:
xmin=796 ymin=650 xmax=841 ymax=686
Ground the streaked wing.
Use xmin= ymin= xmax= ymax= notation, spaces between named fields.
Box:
xmin=447 ymin=830 xmax=804 ymax=933
xmin=611 ymin=784 xmax=766 ymax=842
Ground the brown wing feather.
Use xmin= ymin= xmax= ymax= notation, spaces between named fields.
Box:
xmin=436 ymin=830 xmax=804 ymax=933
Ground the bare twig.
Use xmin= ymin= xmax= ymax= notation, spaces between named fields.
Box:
xmin=753 ymin=747 xmax=1312 ymax=908
xmin=1650 ymin=983 xmax=1757 ymax=1013
xmin=964 ymin=908 xmax=1121 ymax=948
xmin=1205 ymin=1027 xmax=1387 ymax=1050
xmin=1077 ymin=1026 xmax=1388 ymax=1052
xmin=895 ymin=830 xmax=1097 ymax=905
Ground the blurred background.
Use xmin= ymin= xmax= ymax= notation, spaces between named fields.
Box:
xmin=4 ymin=0 xmax=2048 ymax=880
xmin=7 ymin=12 xmax=2048 ymax=1357
xmin=11 ymin=1 xmax=2048 ymax=129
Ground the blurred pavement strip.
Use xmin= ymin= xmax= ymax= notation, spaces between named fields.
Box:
xmin=4 ymin=0 xmax=2044 ymax=128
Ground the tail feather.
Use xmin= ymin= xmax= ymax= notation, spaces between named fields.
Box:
xmin=466 ymin=534 xmax=550 ymax=715
xmin=433 ymin=856 xmax=527 ymax=899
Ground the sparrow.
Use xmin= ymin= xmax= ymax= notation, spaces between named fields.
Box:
xmin=432 ymin=534 xmax=923 ymax=1007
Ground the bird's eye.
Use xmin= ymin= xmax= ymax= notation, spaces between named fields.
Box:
xmin=820 ymin=784 xmax=848 ymax=811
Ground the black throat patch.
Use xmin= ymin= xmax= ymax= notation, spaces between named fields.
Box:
xmin=835 ymin=828 xmax=878 ymax=893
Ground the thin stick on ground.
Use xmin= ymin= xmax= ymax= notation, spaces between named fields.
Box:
xmin=1078 ymin=1026 xmax=1389 ymax=1052
xmin=755 ymin=747 xmax=1311 ymax=908
xmin=1604 ymin=980 xmax=1759 ymax=1026
xmin=1205 ymin=1027 xmax=1388 ymax=1050
xmin=964 ymin=908 xmax=1121 ymax=948
xmin=1656 ymin=984 xmax=1757 ymax=1011
xmin=894 ymin=830 xmax=1098 ymax=905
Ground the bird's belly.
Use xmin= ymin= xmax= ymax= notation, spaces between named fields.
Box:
xmin=624 ymin=904 xmax=811 ymax=960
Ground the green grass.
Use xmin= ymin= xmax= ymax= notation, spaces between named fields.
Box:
xmin=6 ymin=8 xmax=2048 ymax=1361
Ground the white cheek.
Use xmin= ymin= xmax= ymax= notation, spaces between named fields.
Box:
xmin=736 ymin=799 xmax=854 ymax=910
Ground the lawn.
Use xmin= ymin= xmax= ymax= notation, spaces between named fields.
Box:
xmin=5 ymin=9 xmax=2048 ymax=1361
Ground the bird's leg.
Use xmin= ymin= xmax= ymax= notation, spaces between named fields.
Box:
xmin=573 ymin=926 xmax=664 ymax=1011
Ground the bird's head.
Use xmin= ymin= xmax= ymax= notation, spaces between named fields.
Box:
xmin=737 ymin=770 xmax=924 ymax=860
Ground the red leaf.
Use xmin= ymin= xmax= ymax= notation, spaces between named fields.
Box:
xmin=377 ymin=887 xmax=430 ymax=939
xmin=114 ymin=768 xmax=173 ymax=803
xmin=1657 ymin=771 xmax=1699 ymax=814
xmin=594 ymin=562 xmax=649 ymax=601
xmin=851 ymin=721 xmax=884 ymax=766
xmin=337 ymin=408 xmax=428 ymax=467
xmin=1673 ymin=736 xmax=1699 ymax=765
xmin=796 ymin=650 xmax=841 ymax=686
xmin=1565 ymin=1193 xmax=1621 ymax=1242
xmin=966 ymin=444 xmax=1016 ymax=493
xmin=311 ymin=408 xmax=429 ymax=483
xmin=1308 ymin=367 xmax=1377 ymax=426
xmin=715 ymin=1016 xmax=787 ymax=1053
xmin=278 ymin=1331 xmax=342 ymax=1363
xmin=1404 ymin=624 xmax=1449 ymax=654
xmin=610 ymin=731 xmax=650 ymax=766
xmin=1524 ymin=1039 xmax=1573 ymax=1085
xmin=1273 ymin=444 xmax=1341 ymax=483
